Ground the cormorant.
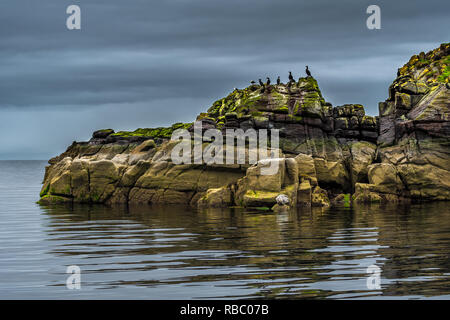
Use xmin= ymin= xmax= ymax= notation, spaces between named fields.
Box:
xmin=305 ymin=66 xmax=311 ymax=77
xmin=266 ymin=77 xmax=271 ymax=86
xmin=250 ymin=80 xmax=256 ymax=85
xmin=258 ymin=79 xmax=264 ymax=86
xmin=288 ymin=71 xmax=294 ymax=82
xmin=276 ymin=76 xmax=281 ymax=85
xmin=397 ymin=69 xmax=401 ymax=77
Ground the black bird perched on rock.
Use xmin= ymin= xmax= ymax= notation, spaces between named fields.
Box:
xmin=305 ymin=66 xmax=311 ymax=77
xmin=266 ymin=77 xmax=271 ymax=85
xmin=250 ymin=80 xmax=256 ymax=85
xmin=397 ymin=69 xmax=401 ymax=77
xmin=258 ymin=79 xmax=264 ymax=86
xmin=277 ymin=76 xmax=281 ymax=85
xmin=288 ymin=71 xmax=294 ymax=82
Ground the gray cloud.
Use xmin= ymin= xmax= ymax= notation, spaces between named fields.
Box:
xmin=0 ymin=0 xmax=449 ymax=159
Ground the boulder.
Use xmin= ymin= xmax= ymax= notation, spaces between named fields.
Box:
xmin=245 ymin=158 xmax=285 ymax=192
xmin=311 ymin=186 xmax=330 ymax=207
xmin=397 ymin=164 xmax=450 ymax=200
xmin=92 ymin=129 xmax=114 ymax=139
xmin=242 ymin=190 xmax=280 ymax=207
xmin=367 ymin=163 xmax=403 ymax=194
xmin=314 ymin=158 xmax=349 ymax=192
xmin=349 ymin=142 xmax=377 ymax=186
xmin=197 ymin=187 xmax=233 ymax=208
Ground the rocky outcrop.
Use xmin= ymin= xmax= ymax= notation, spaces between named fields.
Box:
xmin=354 ymin=43 xmax=450 ymax=202
xmin=39 ymin=44 xmax=449 ymax=208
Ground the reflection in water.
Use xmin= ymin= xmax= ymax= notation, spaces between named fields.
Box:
xmin=36 ymin=203 xmax=450 ymax=299
xmin=0 ymin=161 xmax=449 ymax=299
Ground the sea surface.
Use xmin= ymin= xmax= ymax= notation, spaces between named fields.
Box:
xmin=0 ymin=160 xmax=449 ymax=299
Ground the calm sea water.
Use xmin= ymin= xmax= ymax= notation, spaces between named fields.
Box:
xmin=0 ymin=160 xmax=449 ymax=299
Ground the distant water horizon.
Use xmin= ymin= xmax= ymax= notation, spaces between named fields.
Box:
xmin=1 ymin=160 xmax=449 ymax=299
xmin=0 ymin=158 xmax=50 ymax=161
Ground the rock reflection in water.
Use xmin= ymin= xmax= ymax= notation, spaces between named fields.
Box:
xmin=35 ymin=202 xmax=450 ymax=299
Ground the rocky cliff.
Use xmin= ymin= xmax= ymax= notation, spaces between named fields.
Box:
xmin=39 ymin=43 xmax=450 ymax=209
xmin=354 ymin=43 xmax=450 ymax=202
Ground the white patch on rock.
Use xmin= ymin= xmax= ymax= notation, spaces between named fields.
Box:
xmin=276 ymin=194 xmax=290 ymax=205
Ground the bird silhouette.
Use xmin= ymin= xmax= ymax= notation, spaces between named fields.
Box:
xmin=276 ymin=76 xmax=281 ymax=85
xmin=305 ymin=66 xmax=311 ymax=77
xmin=258 ymin=79 xmax=264 ymax=86
xmin=250 ymin=80 xmax=256 ymax=85
xmin=288 ymin=71 xmax=294 ymax=82
xmin=266 ymin=77 xmax=271 ymax=86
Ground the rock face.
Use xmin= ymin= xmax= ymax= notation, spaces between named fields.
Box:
xmin=39 ymin=44 xmax=450 ymax=208
xmin=354 ymin=43 xmax=450 ymax=203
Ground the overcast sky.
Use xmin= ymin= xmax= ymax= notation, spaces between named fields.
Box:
xmin=0 ymin=0 xmax=448 ymax=159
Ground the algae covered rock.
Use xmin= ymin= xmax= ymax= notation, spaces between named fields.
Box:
xmin=234 ymin=157 xmax=299 ymax=208
xmin=374 ymin=43 xmax=450 ymax=201
xmin=38 ymin=195 xmax=73 ymax=205
xmin=197 ymin=186 xmax=233 ymax=208
xmin=311 ymin=186 xmax=330 ymax=207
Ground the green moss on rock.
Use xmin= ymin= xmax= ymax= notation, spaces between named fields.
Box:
xmin=38 ymin=195 xmax=72 ymax=205
xmin=437 ymin=56 xmax=449 ymax=83
xmin=40 ymin=184 xmax=50 ymax=198
xmin=112 ymin=122 xmax=192 ymax=139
